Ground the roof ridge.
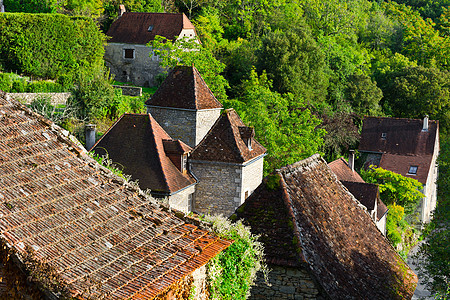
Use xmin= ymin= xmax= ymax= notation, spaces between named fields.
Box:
xmin=192 ymin=66 xmax=222 ymax=108
xmin=225 ymin=110 xmax=247 ymax=162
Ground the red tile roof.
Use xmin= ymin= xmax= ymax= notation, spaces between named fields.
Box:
xmin=328 ymin=157 xmax=364 ymax=183
xmin=107 ymin=12 xmax=195 ymax=44
xmin=236 ymin=154 xmax=417 ymax=299
xmin=93 ymin=113 xmax=196 ymax=194
xmin=145 ymin=66 xmax=223 ymax=110
xmin=379 ymin=153 xmax=432 ymax=185
xmin=0 ymin=93 xmax=231 ymax=299
xmin=359 ymin=116 xmax=438 ymax=156
xmin=191 ymin=109 xmax=266 ymax=164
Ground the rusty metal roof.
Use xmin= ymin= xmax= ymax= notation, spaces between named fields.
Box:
xmin=107 ymin=12 xmax=195 ymax=44
xmin=0 ymin=92 xmax=231 ymax=299
xmin=236 ymin=154 xmax=417 ymax=299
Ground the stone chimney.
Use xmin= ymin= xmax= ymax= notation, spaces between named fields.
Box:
xmin=422 ymin=115 xmax=429 ymax=132
xmin=85 ymin=124 xmax=96 ymax=151
xmin=348 ymin=150 xmax=355 ymax=172
xmin=1 ymin=0 xmax=5 ymax=13
xmin=119 ymin=4 xmax=126 ymax=16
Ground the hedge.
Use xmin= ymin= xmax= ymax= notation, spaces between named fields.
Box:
xmin=0 ymin=13 xmax=106 ymax=80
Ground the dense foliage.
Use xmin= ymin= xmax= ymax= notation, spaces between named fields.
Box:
xmin=203 ymin=215 xmax=266 ymax=300
xmin=0 ymin=13 xmax=106 ymax=81
xmin=416 ymin=136 xmax=450 ymax=298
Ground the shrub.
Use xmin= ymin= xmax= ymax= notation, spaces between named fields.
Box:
xmin=203 ymin=215 xmax=267 ymax=300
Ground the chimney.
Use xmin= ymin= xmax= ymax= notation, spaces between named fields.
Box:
xmin=348 ymin=150 xmax=355 ymax=172
xmin=119 ymin=4 xmax=126 ymax=16
xmin=85 ymin=124 xmax=96 ymax=151
xmin=422 ymin=115 xmax=429 ymax=132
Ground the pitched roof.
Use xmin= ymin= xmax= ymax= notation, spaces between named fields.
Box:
xmin=92 ymin=113 xmax=196 ymax=194
xmin=106 ymin=12 xmax=195 ymax=44
xmin=191 ymin=109 xmax=266 ymax=164
xmin=236 ymin=154 xmax=417 ymax=299
xmin=379 ymin=153 xmax=432 ymax=185
xmin=341 ymin=181 xmax=379 ymax=211
xmin=359 ymin=116 xmax=438 ymax=156
xmin=328 ymin=157 xmax=364 ymax=183
xmin=0 ymin=93 xmax=231 ymax=299
xmin=145 ymin=66 xmax=223 ymax=110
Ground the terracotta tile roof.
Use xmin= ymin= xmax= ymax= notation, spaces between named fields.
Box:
xmin=106 ymin=12 xmax=195 ymax=44
xmin=236 ymin=154 xmax=417 ymax=299
xmin=0 ymin=93 xmax=231 ymax=299
xmin=191 ymin=109 xmax=266 ymax=164
xmin=328 ymin=157 xmax=364 ymax=183
xmin=379 ymin=153 xmax=432 ymax=185
xmin=145 ymin=66 xmax=223 ymax=110
xmin=93 ymin=114 xmax=196 ymax=194
xmin=359 ymin=116 xmax=438 ymax=156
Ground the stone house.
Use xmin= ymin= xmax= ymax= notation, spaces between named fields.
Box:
xmin=328 ymin=154 xmax=388 ymax=235
xmin=358 ymin=116 xmax=440 ymax=223
xmin=0 ymin=91 xmax=231 ymax=299
xmin=92 ymin=113 xmax=197 ymax=213
xmin=235 ymin=154 xmax=418 ymax=299
xmin=105 ymin=11 xmax=197 ymax=87
xmin=190 ymin=108 xmax=267 ymax=217
xmin=145 ymin=65 xmax=223 ymax=148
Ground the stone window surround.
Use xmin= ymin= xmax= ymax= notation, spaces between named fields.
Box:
xmin=123 ymin=47 xmax=136 ymax=59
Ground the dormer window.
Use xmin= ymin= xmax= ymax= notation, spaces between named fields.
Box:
xmin=408 ymin=166 xmax=418 ymax=175
xmin=181 ymin=154 xmax=187 ymax=173
xmin=162 ymin=139 xmax=192 ymax=173
xmin=148 ymin=25 xmax=154 ymax=32
xmin=239 ymin=126 xmax=255 ymax=151
xmin=381 ymin=133 xmax=386 ymax=139
xmin=247 ymin=138 xmax=252 ymax=150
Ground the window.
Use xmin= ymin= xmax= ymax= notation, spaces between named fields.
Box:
xmin=124 ymin=48 xmax=135 ymax=59
xmin=148 ymin=25 xmax=154 ymax=32
xmin=408 ymin=166 xmax=418 ymax=175
xmin=381 ymin=132 xmax=387 ymax=139
xmin=187 ymin=193 xmax=193 ymax=212
xmin=181 ymin=155 xmax=187 ymax=172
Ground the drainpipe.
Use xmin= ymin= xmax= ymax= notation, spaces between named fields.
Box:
xmin=422 ymin=115 xmax=429 ymax=132
xmin=85 ymin=124 xmax=96 ymax=151
xmin=348 ymin=150 xmax=355 ymax=172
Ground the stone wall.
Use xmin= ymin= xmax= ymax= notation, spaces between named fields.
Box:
xmin=195 ymin=108 xmax=222 ymax=145
xmin=190 ymin=160 xmax=242 ymax=216
xmin=169 ymin=184 xmax=196 ymax=213
xmin=113 ymin=85 xmax=142 ymax=96
xmin=105 ymin=43 xmax=163 ymax=87
xmin=147 ymin=106 xmax=197 ymax=147
xmin=240 ymin=156 xmax=265 ymax=205
xmin=250 ymin=265 xmax=322 ymax=300
xmin=7 ymin=92 xmax=70 ymax=105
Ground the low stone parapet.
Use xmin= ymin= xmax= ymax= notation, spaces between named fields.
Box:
xmin=8 ymin=92 xmax=71 ymax=105
xmin=113 ymin=85 xmax=142 ymax=96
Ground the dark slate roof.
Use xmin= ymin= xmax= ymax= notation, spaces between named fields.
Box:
xmin=0 ymin=93 xmax=231 ymax=299
xmin=341 ymin=181 xmax=379 ymax=211
xmin=191 ymin=109 xmax=266 ymax=164
xmin=359 ymin=116 xmax=438 ymax=156
xmin=106 ymin=12 xmax=195 ymax=44
xmin=328 ymin=157 xmax=364 ymax=183
xmin=236 ymin=154 xmax=417 ymax=299
xmin=145 ymin=66 xmax=223 ymax=110
xmin=379 ymin=153 xmax=432 ymax=185
xmin=377 ymin=197 xmax=389 ymax=221
xmin=93 ymin=113 xmax=196 ymax=194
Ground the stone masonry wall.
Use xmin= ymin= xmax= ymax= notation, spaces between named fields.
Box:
xmin=113 ymin=85 xmax=142 ymax=96
xmin=240 ymin=156 xmax=265 ymax=205
xmin=195 ymin=109 xmax=222 ymax=145
xmin=250 ymin=265 xmax=321 ymax=300
xmin=169 ymin=185 xmax=195 ymax=213
xmin=190 ymin=161 xmax=242 ymax=216
xmin=105 ymin=43 xmax=163 ymax=87
xmin=147 ymin=106 xmax=197 ymax=147
xmin=7 ymin=93 xmax=70 ymax=105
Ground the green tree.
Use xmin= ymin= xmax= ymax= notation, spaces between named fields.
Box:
xmin=346 ymin=74 xmax=383 ymax=116
xmin=224 ymin=69 xmax=326 ymax=174
xmin=3 ymin=0 xmax=59 ymax=13
xmin=360 ymin=166 xmax=424 ymax=215
xmin=415 ymin=135 xmax=450 ymax=297
xmin=256 ymin=27 xmax=329 ymax=108
xmin=385 ymin=203 xmax=406 ymax=247
xmin=151 ymin=35 xmax=229 ymax=101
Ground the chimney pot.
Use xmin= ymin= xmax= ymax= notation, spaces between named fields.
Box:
xmin=348 ymin=150 xmax=355 ymax=172
xmin=119 ymin=4 xmax=126 ymax=16
xmin=422 ymin=115 xmax=429 ymax=132
xmin=85 ymin=124 xmax=96 ymax=151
